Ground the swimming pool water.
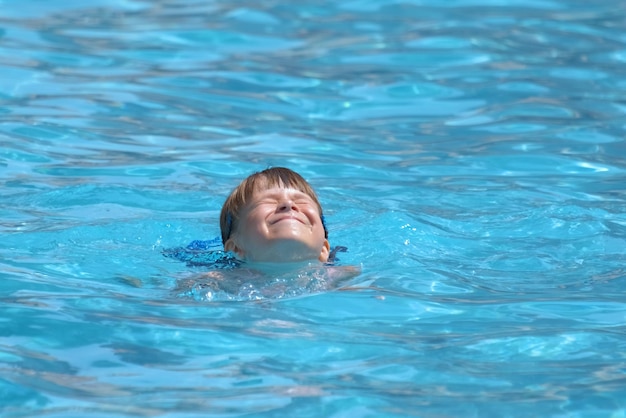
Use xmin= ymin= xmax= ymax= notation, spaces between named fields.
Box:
xmin=2 ymin=0 xmax=626 ymax=416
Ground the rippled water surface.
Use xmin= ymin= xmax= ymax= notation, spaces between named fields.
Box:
xmin=2 ymin=0 xmax=626 ymax=416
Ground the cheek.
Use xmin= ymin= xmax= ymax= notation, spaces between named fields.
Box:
xmin=240 ymin=212 xmax=269 ymax=238
xmin=315 ymin=224 xmax=327 ymax=242
xmin=306 ymin=210 xmax=326 ymax=237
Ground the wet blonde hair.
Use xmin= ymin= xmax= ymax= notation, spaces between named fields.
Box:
xmin=220 ymin=167 xmax=327 ymax=244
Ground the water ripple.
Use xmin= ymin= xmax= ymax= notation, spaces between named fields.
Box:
xmin=2 ymin=0 xmax=626 ymax=416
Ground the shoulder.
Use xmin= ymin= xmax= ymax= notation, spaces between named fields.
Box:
xmin=322 ymin=264 xmax=361 ymax=285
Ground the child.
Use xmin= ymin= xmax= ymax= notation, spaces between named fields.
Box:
xmin=220 ymin=167 xmax=330 ymax=263
xmin=175 ymin=167 xmax=360 ymax=301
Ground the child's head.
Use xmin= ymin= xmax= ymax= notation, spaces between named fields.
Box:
xmin=220 ymin=167 xmax=330 ymax=263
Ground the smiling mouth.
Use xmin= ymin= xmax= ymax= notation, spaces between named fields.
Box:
xmin=271 ymin=216 xmax=305 ymax=225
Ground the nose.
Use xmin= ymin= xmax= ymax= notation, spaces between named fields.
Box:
xmin=277 ymin=196 xmax=298 ymax=212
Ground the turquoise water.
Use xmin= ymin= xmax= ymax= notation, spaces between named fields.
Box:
xmin=2 ymin=0 xmax=626 ymax=416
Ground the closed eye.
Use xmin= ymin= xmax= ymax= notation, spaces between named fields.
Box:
xmin=251 ymin=189 xmax=316 ymax=208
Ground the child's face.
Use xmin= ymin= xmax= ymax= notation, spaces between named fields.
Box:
xmin=225 ymin=187 xmax=330 ymax=263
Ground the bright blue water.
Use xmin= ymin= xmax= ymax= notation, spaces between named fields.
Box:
xmin=2 ymin=0 xmax=626 ymax=416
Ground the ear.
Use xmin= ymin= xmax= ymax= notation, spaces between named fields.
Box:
xmin=318 ymin=240 xmax=331 ymax=262
xmin=224 ymin=238 xmax=245 ymax=258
